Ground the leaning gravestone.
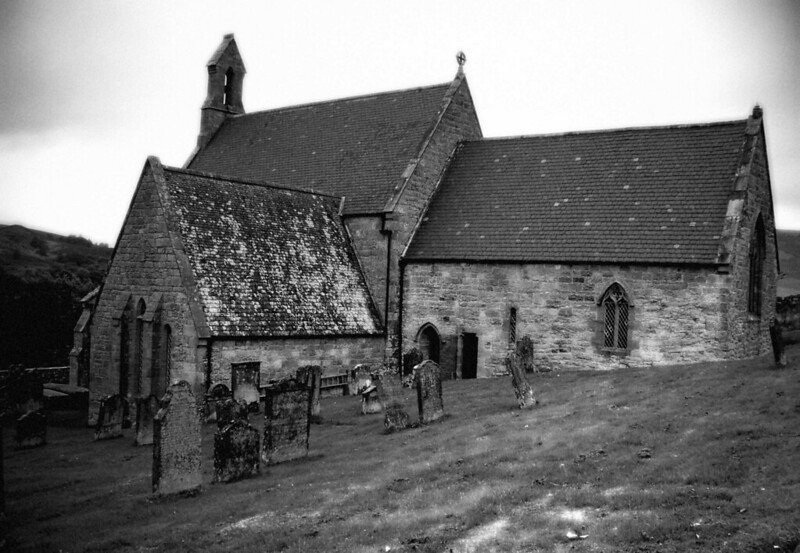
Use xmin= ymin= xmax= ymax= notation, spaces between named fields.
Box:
xmin=349 ymin=364 xmax=373 ymax=396
xmin=295 ymin=365 xmax=322 ymax=422
xmin=516 ymin=335 xmax=535 ymax=373
xmin=15 ymin=409 xmax=47 ymax=449
xmin=214 ymin=419 xmax=260 ymax=483
xmin=152 ymin=381 xmax=202 ymax=497
xmin=135 ymin=395 xmax=159 ymax=446
xmin=216 ymin=398 xmax=249 ymax=429
xmin=204 ymin=383 xmax=231 ymax=423
xmin=263 ymin=378 xmax=311 ymax=465
xmin=414 ymin=360 xmax=444 ymax=424
xmin=376 ymin=367 xmax=411 ymax=432
xmin=361 ymin=383 xmax=383 ymax=414
xmin=506 ymin=352 xmax=537 ymax=409
xmin=94 ymin=394 xmax=125 ymax=440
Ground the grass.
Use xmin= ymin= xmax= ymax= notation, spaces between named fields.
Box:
xmin=5 ymin=346 xmax=800 ymax=552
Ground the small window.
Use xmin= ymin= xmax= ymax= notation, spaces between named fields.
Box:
xmin=601 ymin=283 xmax=630 ymax=352
xmin=748 ymin=215 xmax=766 ymax=316
xmin=224 ymin=67 xmax=235 ymax=107
xmin=508 ymin=307 xmax=517 ymax=347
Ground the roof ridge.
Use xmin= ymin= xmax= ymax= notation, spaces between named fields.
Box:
xmin=230 ymin=82 xmax=451 ymax=119
xmin=464 ymin=119 xmax=749 ymax=144
xmin=162 ymin=164 xmax=343 ymax=201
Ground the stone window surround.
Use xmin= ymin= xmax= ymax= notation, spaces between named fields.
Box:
xmin=748 ymin=213 xmax=766 ymax=318
xmin=597 ymin=282 xmax=633 ymax=356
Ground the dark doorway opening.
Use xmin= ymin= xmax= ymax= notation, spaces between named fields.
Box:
xmin=418 ymin=325 xmax=441 ymax=364
xmin=461 ymin=333 xmax=478 ymax=379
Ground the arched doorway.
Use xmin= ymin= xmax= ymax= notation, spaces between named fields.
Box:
xmin=417 ymin=324 xmax=441 ymax=364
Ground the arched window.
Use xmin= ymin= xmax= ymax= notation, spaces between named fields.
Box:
xmin=164 ymin=324 xmax=172 ymax=388
xmin=417 ymin=324 xmax=441 ymax=364
xmin=748 ymin=215 xmax=766 ymax=316
xmin=508 ymin=307 xmax=517 ymax=348
xmin=134 ymin=298 xmax=146 ymax=395
xmin=601 ymin=283 xmax=630 ymax=351
xmin=224 ymin=67 xmax=235 ymax=107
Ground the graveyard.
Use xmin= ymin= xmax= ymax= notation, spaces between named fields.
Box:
xmin=4 ymin=349 xmax=800 ymax=553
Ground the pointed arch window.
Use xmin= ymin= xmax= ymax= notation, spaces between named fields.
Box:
xmin=224 ymin=67 xmax=235 ymax=107
xmin=601 ymin=283 xmax=630 ymax=351
xmin=748 ymin=215 xmax=766 ymax=316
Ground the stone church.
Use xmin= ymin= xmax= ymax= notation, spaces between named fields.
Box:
xmin=81 ymin=34 xmax=778 ymax=417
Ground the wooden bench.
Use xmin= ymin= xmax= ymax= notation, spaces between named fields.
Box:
xmin=320 ymin=373 xmax=350 ymax=397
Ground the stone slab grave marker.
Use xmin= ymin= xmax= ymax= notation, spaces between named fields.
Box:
xmin=94 ymin=394 xmax=126 ymax=440
xmin=377 ymin=365 xmax=411 ymax=432
xmin=15 ymin=409 xmax=47 ymax=449
xmin=215 ymin=398 xmax=249 ymax=429
xmin=506 ymin=351 xmax=537 ymax=409
xmin=135 ymin=395 xmax=159 ymax=446
xmin=349 ymin=364 xmax=373 ymax=396
xmin=295 ymin=365 xmax=322 ymax=422
xmin=262 ymin=378 xmax=311 ymax=465
xmin=214 ymin=419 xmax=260 ymax=483
xmin=152 ymin=381 xmax=202 ymax=497
xmin=204 ymin=383 xmax=231 ymax=423
xmin=516 ymin=335 xmax=535 ymax=373
xmin=414 ymin=360 xmax=444 ymax=424
xmin=232 ymin=362 xmax=260 ymax=412
xmin=361 ymin=381 xmax=383 ymax=415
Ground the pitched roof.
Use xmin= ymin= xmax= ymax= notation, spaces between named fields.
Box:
xmin=187 ymin=84 xmax=450 ymax=214
xmin=159 ymin=166 xmax=381 ymax=337
xmin=405 ymin=121 xmax=748 ymax=264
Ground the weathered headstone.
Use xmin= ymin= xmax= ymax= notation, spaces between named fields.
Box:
xmin=349 ymin=364 xmax=373 ymax=396
xmin=8 ymin=368 xmax=44 ymax=416
xmin=214 ymin=419 xmax=260 ymax=483
xmin=295 ymin=365 xmax=322 ymax=422
xmin=770 ymin=322 xmax=787 ymax=368
xmin=516 ymin=335 xmax=535 ymax=373
xmin=205 ymin=383 xmax=231 ymax=423
xmin=215 ymin=398 xmax=249 ymax=429
xmin=403 ymin=348 xmax=423 ymax=376
xmin=94 ymin=394 xmax=125 ymax=440
xmin=376 ymin=367 xmax=411 ymax=432
xmin=262 ymin=378 xmax=310 ymax=465
xmin=506 ymin=352 xmax=537 ymax=409
xmin=360 ymin=384 xmax=383 ymax=414
xmin=152 ymin=381 xmax=202 ymax=497
xmin=414 ymin=360 xmax=444 ymax=424
xmin=232 ymin=362 xmax=260 ymax=412
xmin=15 ymin=409 xmax=47 ymax=449
xmin=135 ymin=395 xmax=159 ymax=446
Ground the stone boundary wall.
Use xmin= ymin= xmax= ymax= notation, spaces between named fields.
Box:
xmin=403 ymin=261 xmax=747 ymax=375
xmin=209 ymin=336 xmax=383 ymax=390
xmin=0 ymin=367 xmax=69 ymax=387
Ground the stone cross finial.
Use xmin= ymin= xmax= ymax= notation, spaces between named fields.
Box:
xmin=456 ymin=51 xmax=466 ymax=69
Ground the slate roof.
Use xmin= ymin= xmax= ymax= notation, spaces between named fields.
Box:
xmin=188 ymin=84 xmax=451 ymax=214
xmin=160 ymin=167 xmax=381 ymax=337
xmin=406 ymin=121 xmax=748 ymax=265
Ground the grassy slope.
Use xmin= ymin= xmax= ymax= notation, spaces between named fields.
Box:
xmin=777 ymin=229 xmax=800 ymax=297
xmin=5 ymin=348 xmax=800 ymax=553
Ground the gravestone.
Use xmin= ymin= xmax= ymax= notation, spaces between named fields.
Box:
xmin=262 ymin=378 xmax=310 ymax=465
xmin=295 ymin=365 xmax=322 ymax=422
xmin=361 ymin=384 xmax=383 ymax=414
xmin=770 ymin=322 xmax=787 ymax=368
xmin=215 ymin=398 xmax=249 ymax=429
xmin=376 ymin=368 xmax=411 ymax=432
xmin=8 ymin=368 xmax=44 ymax=416
xmin=506 ymin=352 xmax=537 ymax=409
xmin=349 ymin=364 xmax=373 ymax=396
xmin=403 ymin=348 xmax=423 ymax=376
xmin=135 ymin=395 xmax=159 ymax=446
xmin=214 ymin=419 xmax=260 ymax=483
xmin=414 ymin=360 xmax=444 ymax=424
xmin=232 ymin=362 xmax=260 ymax=412
xmin=94 ymin=394 xmax=125 ymax=440
xmin=516 ymin=335 xmax=535 ymax=373
xmin=205 ymin=383 xmax=231 ymax=423
xmin=15 ymin=409 xmax=47 ymax=449
xmin=152 ymin=381 xmax=202 ymax=497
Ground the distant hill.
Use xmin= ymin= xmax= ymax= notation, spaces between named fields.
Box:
xmin=0 ymin=224 xmax=112 ymax=370
xmin=777 ymin=229 xmax=800 ymax=297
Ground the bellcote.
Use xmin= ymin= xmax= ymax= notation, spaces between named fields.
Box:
xmin=198 ymin=34 xmax=246 ymax=149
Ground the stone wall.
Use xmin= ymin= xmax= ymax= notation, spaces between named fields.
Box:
xmin=402 ymin=261 xmax=757 ymax=375
xmin=384 ymin=78 xmax=483 ymax=366
xmin=88 ymin=165 xmax=201 ymax=423
xmin=209 ymin=335 xmax=384 ymax=389
xmin=344 ymin=215 xmax=388 ymax=322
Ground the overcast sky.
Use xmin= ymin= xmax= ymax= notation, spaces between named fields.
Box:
xmin=1 ymin=0 xmax=798 ymax=244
